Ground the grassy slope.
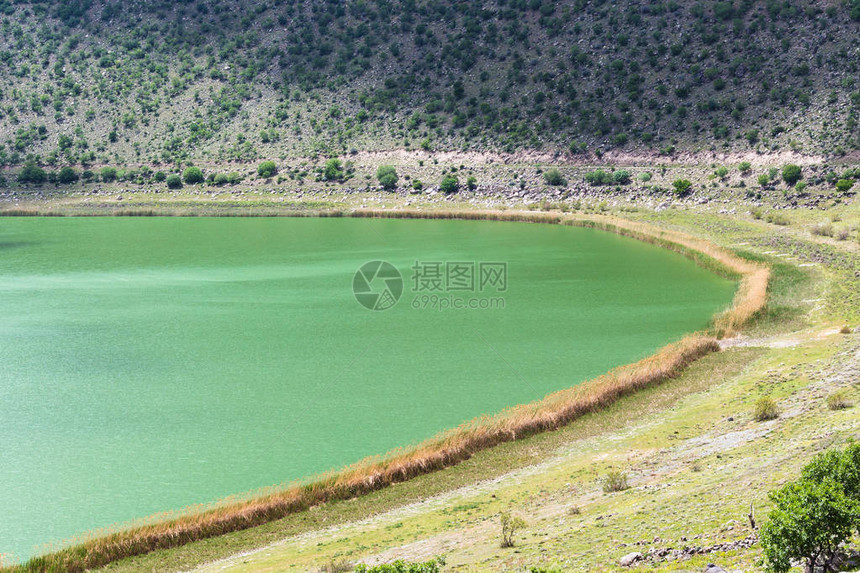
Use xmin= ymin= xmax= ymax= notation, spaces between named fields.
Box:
xmin=74 ymin=201 xmax=859 ymax=573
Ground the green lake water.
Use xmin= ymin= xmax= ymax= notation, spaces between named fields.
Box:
xmin=0 ymin=217 xmax=735 ymax=560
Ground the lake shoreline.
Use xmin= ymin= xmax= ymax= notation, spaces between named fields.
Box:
xmin=0 ymin=209 xmax=767 ymax=573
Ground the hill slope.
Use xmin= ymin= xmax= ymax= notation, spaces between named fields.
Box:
xmin=1 ymin=0 xmax=859 ymax=171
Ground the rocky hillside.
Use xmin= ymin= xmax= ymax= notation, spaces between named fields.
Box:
xmin=0 ymin=0 xmax=859 ymax=169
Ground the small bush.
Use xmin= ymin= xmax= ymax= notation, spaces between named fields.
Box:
xmin=154 ymin=171 xmax=166 ymax=182
xmin=440 ymin=174 xmax=459 ymax=194
xmin=715 ymin=166 xmax=729 ymax=179
xmin=376 ymin=165 xmax=398 ymax=190
xmin=543 ymin=168 xmax=567 ymax=186
xmin=213 ymin=173 xmax=229 ymax=186
xmin=835 ymin=179 xmax=854 ymax=193
xmin=57 ymin=166 xmax=78 ymax=184
xmin=227 ymin=172 xmax=243 ymax=184
xmin=258 ymin=161 xmax=277 ymax=178
xmin=672 ymin=179 xmax=693 ymax=196
xmin=585 ymin=169 xmax=612 ymax=185
xmin=100 ymin=166 xmax=118 ymax=182
xmin=18 ymin=162 xmax=46 ymax=184
xmin=323 ymin=158 xmax=342 ymax=181
xmin=412 ymin=179 xmax=423 ymax=191
xmin=738 ymin=161 xmax=752 ymax=173
xmin=320 ymin=558 xmax=353 ymax=573
xmin=355 ymin=558 xmax=445 ymax=573
xmin=182 ymin=166 xmax=204 ymax=184
xmin=840 ymin=325 xmax=853 ymax=334
xmin=639 ymin=172 xmax=652 ymax=182
xmin=810 ymin=222 xmax=834 ymax=237
xmin=826 ymin=390 xmax=851 ymax=411
xmin=754 ymin=397 xmax=779 ymax=421
xmin=602 ymin=471 xmax=630 ymax=492
xmin=613 ymin=169 xmax=631 ymax=184
xmin=781 ymin=164 xmax=802 ymax=186
xmin=466 ymin=175 xmax=477 ymax=190
xmin=758 ymin=173 xmax=771 ymax=187
xmin=499 ymin=512 xmax=527 ymax=548
xmin=166 ymin=174 xmax=182 ymax=189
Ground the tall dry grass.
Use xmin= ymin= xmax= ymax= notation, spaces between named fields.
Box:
xmin=4 ymin=209 xmax=767 ymax=573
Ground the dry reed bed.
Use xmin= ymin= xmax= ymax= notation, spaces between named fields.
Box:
xmin=5 ymin=209 xmax=768 ymax=573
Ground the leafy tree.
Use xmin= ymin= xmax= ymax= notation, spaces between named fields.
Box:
xmin=543 ymin=168 xmax=566 ymax=186
xmin=376 ymin=165 xmax=398 ymax=190
xmin=18 ymin=162 xmax=46 ymax=184
xmin=166 ymin=174 xmax=183 ymax=189
xmin=100 ymin=167 xmax=118 ymax=182
xmin=760 ymin=478 xmax=860 ymax=573
xmin=57 ymin=166 xmax=78 ymax=184
xmin=182 ymin=166 xmax=204 ymax=184
xmin=323 ymin=158 xmax=343 ymax=181
xmin=257 ymin=161 xmax=277 ymax=178
xmin=781 ymin=164 xmax=802 ymax=186
xmin=672 ymin=179 xmax=693 ymax=196
xmin=499 ymin=512 xmax=527 ymax=548
xmin=801 ymin=443 xmax=860 ymax=501
xmin=440 ymin=174 xmax=459 ymax=194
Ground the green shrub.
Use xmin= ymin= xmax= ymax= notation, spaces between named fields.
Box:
xmin=602 ymin=471 xmax=630 ymax=492
xmin=323 ymin=158 xmax=343 ymax=181
xmin=166 ymin=174 xmax=182 ymax=189
xmin=714 ymin=166 xmax=729 ymax=179
xmin=412 ymin=179 xmax=424 ymax=191
xmin=612 ymin=170 xmax=631 ymax=184
xmin=376 ymin=165 xmax=398 ymax=190
xmin=754 ymin=396 xmax=779 ymax=421
xmin=672 ymin=179 xmax=693 ymax=196
xmin=584 ymin=169 xmax=612 ymax=185
xmin=758 ymin=173 xmax=771 ymax=187
xmin=154 ymin=171 xmax=166 ymax=182
xmin=466 ymin=175 xmax=477 ymax=190
xmin=100 ymin=166 xmax=118 ymax=182
xmin=257 ymin=161 xmax=277 ymax=178
xmin=440 ymin=174 xmax=459 ymax=194
xmin=543 ymin=168 xmax=567 ymax=186
xmin=738 ymin=161 xmax=752 ymax=173
xmin=638 ymin=172 xmax=652 ymax=182
xmin=227 ymin=172 xmax=243 ymax=184
xmin=354 ymin=557 xmax=445 ymax=573
xmin=782 ymin=164 xmax=802 ymax=185
xmin=213 ymin=173 xmax=229 ymax=186
xmin=182 ymin=166 xmax=204 ymax=184
xmin=835 ymin=179 xmax=854 ymax=193
xmin=57 ymin=166 xmax=78 ymax=184
xmin=18 ymin=162 xmax=46 ymax=184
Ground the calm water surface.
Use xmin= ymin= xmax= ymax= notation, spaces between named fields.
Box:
xmin=0 ymin=217 xmax=735 ymax=559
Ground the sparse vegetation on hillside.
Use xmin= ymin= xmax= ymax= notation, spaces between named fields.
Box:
xmin=0 ymin=0 xmax=859 ymax=170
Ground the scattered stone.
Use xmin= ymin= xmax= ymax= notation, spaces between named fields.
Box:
xmin=703 ymin=564 xmax=726 ymax=573
xmin=619 ymin=552 xmax=643 ymax=567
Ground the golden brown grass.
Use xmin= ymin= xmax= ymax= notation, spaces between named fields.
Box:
xmin=4 ymin=209 xmax=768 ymax=573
